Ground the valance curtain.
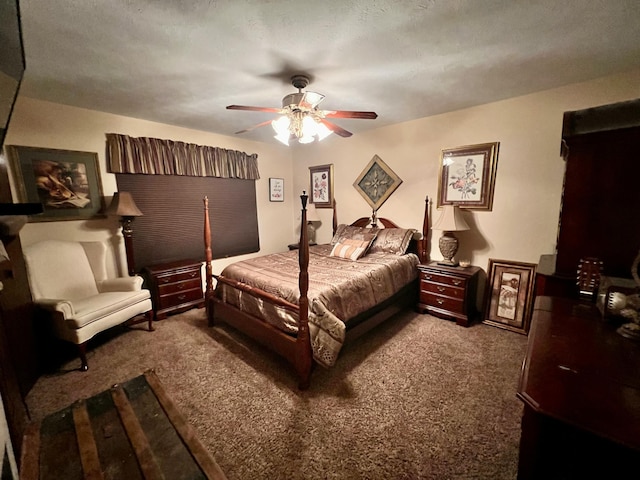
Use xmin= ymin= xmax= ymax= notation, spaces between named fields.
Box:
xmin=106 ymin=133 xmax=260 ymax=180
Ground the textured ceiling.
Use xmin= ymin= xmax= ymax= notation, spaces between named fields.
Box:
xmin=18 ymin=0 xmax=640 ymax=144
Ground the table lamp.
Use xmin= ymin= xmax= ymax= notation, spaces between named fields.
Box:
xmin=432 ymin=205 xmax=469 ymax=266
xmin=106 ymin=191 xmax=143 ymax=275
xmin=306 ymin=203 xmax=321 ymax=244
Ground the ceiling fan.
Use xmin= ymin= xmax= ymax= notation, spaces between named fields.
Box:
xmin=226 ymin=75 xmax=378 ymax=145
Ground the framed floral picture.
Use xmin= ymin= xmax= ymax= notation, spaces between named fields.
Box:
xmin=7 ymin=145 xmax=105 ymax=222
xmin=437 ymin=142 xmax=499 ymax=210
xmin=269 ymin=177 xmax=284 ymax=202
xmin=309 ymin=163 xmax=333 ymax=208
xmin=483 ymin=259 xmax=537 ymax=335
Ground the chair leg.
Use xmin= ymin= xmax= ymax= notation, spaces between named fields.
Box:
xmin=78 ymin=343 xmax=89 ymax=372
xmin=146 ymin=310 xmax=155 ymax=332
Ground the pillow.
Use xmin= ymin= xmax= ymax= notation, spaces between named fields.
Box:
xmin=368 ymin=228 xmax=416 ymax=255
xmin=330 ymin=234 xmax=377 ymax=261
xmin=330 ymin=224 xmax=375 ymax=245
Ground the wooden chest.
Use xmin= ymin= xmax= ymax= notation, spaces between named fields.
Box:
xmin=20 ymin=370 xmax=226 ymax=479
xmin=417 ymin=262 xmax=481 ymax=327
xmin=143 ymin=259 xmax=204 ymax=319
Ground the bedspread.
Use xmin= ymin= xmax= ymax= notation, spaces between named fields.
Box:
xmin=215 ymin=244 xmax=419 ymax=367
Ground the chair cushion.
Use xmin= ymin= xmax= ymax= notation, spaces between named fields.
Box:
xmin=65 ymin=290 xmax=151 ymax=329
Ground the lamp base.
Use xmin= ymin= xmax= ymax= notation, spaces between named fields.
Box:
xmin=438 ymin=232 xmax=459 ymax=266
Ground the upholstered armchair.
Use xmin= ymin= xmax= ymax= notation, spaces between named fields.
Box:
xmin=23 ymin=239 xmax=154 ymax=371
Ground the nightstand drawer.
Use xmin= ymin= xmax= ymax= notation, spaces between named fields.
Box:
xmin=157 ymin=287 xmax=203 ymax=310
xmin=420 ymin=279 xmax=465 ymax=299
xmin=158 ymin=278 xmax=202 ymax=296
xmin=156 ymin=268 xmax=200 ymax=285
xmin=420 ymin=292 xmax=465 ymax=314
xmin=420 ymin=270 xmax=467 ymax=288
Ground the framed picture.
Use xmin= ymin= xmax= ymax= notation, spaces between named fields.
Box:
xmin=309 ymin=163 xmax=334 ymax=208
xmin=437 ymin=142 xmax=499 ymax=210
xmin=483 ymin=259 xmax=537 ymax=335
xmin=7 ymin=145 xmax=105 ymax=222
xmin=352 ymin=154 xmax=402 ymax=212
xmin=269 ymin=177 xmax=284 ymax=202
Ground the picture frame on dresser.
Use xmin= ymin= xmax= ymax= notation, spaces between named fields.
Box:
xmin=483 ymin=259 xmax=537 ymax=334
xmin=437 ymin=142 xmax=499 ymax=211
xmin=7 ymin=145 xmax=105 ymax=221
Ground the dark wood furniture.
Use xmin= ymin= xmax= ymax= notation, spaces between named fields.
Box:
xmin=288 ymin=242 xmax=316 ymax=250
xmin=20 ymin=370 xmax=227 ymax=480
xmin=203 ymin=195 xmax=429 ymax=389
xmin=143 ymin=260 xmax=204 ymax=320
xmin=417 ymin=263 xmax=481 ymax=327
xmin=517 ymin=296 xmax=640 ymax=479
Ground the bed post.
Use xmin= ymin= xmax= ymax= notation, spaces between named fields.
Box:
xmin=420 ymin=196 xmax=429 ymax=264
xmin=332 ymin=199 xmax=338 ymax=236
xmin=203 ymin=196 xmax=214 ymax=325
xmin=297 ymin=191 xmax=313 ymax=390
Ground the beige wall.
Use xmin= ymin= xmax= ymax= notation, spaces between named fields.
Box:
xmin=293 ymin=68 xmax=640 ymax=272
xmin=3 ymin=97 xmax=295 ymax=277
xmin=4 ymin=68 xmax=640 ymax=279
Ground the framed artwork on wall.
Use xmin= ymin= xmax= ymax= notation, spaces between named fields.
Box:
xmin=352 ymin=154 xmax=403 ymax=212
xmin=437 ymin=142 xmax=499 ymax=210
xmin=269 ymin=177 xmax=284 ymax=202
xmin=7 ymin=145 xmax=105 ymax=222
xmin=483 ymin=259 xmax=537 ymax=335
xmin=309 ymin=163 xmax=334 ymax=208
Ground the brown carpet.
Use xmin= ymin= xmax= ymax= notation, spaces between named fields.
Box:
xmin=26 ymin=307 xmax=528 ymax=479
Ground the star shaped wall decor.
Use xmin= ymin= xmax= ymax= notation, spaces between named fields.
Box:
xmin=353 ymin=155 xmax=403 ymax=212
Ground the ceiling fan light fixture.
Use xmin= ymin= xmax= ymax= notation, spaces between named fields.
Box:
xmin=315 ymin=120 xmax=333 ymax=141
xmin=272 ymin=115 xmax=290 ymax=135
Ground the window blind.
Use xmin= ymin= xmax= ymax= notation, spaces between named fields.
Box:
xmin=115 ymin=173 xmax=259 ymax=271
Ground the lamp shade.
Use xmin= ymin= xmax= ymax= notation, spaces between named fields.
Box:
xmin=306 ymin=203 xmax=321 ymax=222
xmin=432 ymin=205 xmax=469 ymax=232
xmin=106 ymin=192 xmax=143 ymax=217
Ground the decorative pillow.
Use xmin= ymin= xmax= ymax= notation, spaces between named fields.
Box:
xmin=330 ymin=234 xmax=377 ymax=261
xmin=330 ymin=224 xmax=375 ymax=245
xmin=368 ymin=228 xmax=416 ymax=255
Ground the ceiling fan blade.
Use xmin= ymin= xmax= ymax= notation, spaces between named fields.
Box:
xmin=234 ymin=120 xmax=273 ymax=135
xmin=320 ymin=119 xmax=352 ymax=138
xmin=299 ymin=92 xmax=325 ymax=109
xmin=227 ymin=105 xmax=282 ymax=113
xmin=323 ymin=110 xmax=378 ymax=120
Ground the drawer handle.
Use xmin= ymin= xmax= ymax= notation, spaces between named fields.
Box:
xmin=177 ymin=294 xmax=187 ymax=301
xmin=452 ymin=279 xmax=462 ymax=286
xmin=436 ymin=298 xmax=444 ymax=305
xmin=177 ymin=283 xmax=186 ymax=290
xmin=424 ymin=274 xmax=432 ymax=280
xmin=437 ymin=286 xmax=445 ymax=292
xmin=189 ymin=272 xmax=198 ymax=278
xmin=160 ymin=278 xmax=170 ymax=284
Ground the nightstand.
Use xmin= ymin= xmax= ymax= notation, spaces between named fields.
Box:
xmin=417 ymin=262 xmax=481 ymax=327
xmin=143 ymin=259 xmax=205 ymax=319
xmin=288 ymin=242 xmax=317 ymax=250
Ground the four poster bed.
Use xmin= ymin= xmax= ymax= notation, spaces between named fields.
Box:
xmin=203 ymin=193 xmax=429 ymax=389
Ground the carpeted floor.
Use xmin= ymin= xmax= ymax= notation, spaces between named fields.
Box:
xmin=26 ymin=307 xmax=528 ymax=480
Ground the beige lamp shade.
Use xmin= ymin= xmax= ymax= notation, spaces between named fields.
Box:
xmin=106 ymin=192 xmax=143 ymax=217
xmin=432 ymin=205 xmax=469 ymax=232
xmin=306 ymin=203 xmax=321 ymax=222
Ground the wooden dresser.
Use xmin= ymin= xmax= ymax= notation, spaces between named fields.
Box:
xmin=417 ymin=263 xmax=481 ymax=327
xmin=143 ymin=260 xmax=204 ymax=319
xmin=517 ymin=296 xmax=640 ymax=479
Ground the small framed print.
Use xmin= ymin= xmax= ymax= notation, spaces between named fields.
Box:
xmin=269 ymin=177 xmax=284 ymax=202
xmin=483 ymin=259 xmax=537 ymax=335
xmin=437 ymin=142 xmax=499 ymax=210
xmin=7 ymin=145 xmax=105 ymax=222
xmin=309 ymin=164 xmax=333 ymax=208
